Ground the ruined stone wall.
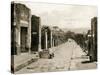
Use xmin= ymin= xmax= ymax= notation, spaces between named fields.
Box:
xmin=11 ymin=3 xmax=31 ymax=55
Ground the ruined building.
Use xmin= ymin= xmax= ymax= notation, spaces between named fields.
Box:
xmin=11 ymin=3 xmax=31 ymax=55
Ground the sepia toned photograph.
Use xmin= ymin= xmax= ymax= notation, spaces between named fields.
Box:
xmin=11 ymin=1 xmax=97 ymax=74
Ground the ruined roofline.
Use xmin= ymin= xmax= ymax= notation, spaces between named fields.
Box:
xmin=31 ymin=15 xmax=40 ymax=18
xmin=11 ymin=1 xmax=30 ymax=11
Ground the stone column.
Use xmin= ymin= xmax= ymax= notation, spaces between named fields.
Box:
xmin=45 ymin=30 xmax=48 ymax=50
xmin=14 ymin=4 xmax=21 ymax=55
xmin=28 ymin=10 xmax=31 ymax=54
xmin=38 ymin=18 xmax=42 ymax=52
xmin=52 ymin=39 xmax=54 ymax=47
xmin=50 ymin=31 xmax=53 ymax=48
xmin=15 ymin=23 xmax=20 ymax=55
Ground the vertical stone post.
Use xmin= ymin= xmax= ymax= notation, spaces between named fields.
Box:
xmin=14 ymin=19 xmax=20 ymax=55
xmin=17 ymin=27 xmax=21 ymax=55
xmin=38 ymin=18 xmax=42 ymax=52
xmin=14 ymin=4 xmax=21 ymax=55
xmin=50 ymin=31 xmax=53 ymax=48
xmin=26 ymin=10 xmax=31 ymax=54
xmin=45 ymin=30 xmax=48 ymax=50
xmin=52 ymin=39 xmax=54 ymax=47
xmin=28 ymin=10 xmax=31 ymax=54
xmin=16 ymin=16 xmax=21 ymax=55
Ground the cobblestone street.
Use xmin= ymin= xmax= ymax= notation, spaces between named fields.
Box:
xmin=16 ymin=39 xmax=96 ymax=74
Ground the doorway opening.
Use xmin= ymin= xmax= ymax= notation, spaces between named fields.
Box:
xmin=20 ymin=27 xmax=28 ymax=52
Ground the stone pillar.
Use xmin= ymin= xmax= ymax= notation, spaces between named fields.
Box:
xmin=50 ymin=31 xmax=53 ymax=48
xmin=15 ymin=24 xmax=20 ymax=55
xmin=28 ymin=10 xmax=31 ymax=54
xmin=17 ymin=28 xmax=20 ymax=54
xmin=14 ymin=4 xmax=21 ymax=55
xmin=45 ymin=30 xmax=48 ymax=50
xmin=52 ymin=39 xmax=54 ymax=47
xmin=38 ymin=18 xmax=42 ymax=52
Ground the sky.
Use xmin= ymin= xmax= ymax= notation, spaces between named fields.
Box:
xmin=15 ymin=1 xmax=97 ymax=29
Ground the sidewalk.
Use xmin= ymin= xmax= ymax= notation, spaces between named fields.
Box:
xmin=68 ymin=42 xmax=97 ymax=70
xmin=76 ymin=61 xmax=97 ymax=70
xmin=12 ymin=52 xmax=39 ymax=72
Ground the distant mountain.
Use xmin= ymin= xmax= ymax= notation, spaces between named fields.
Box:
xmin=62 ymin=28 xmax=90 ymax=34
